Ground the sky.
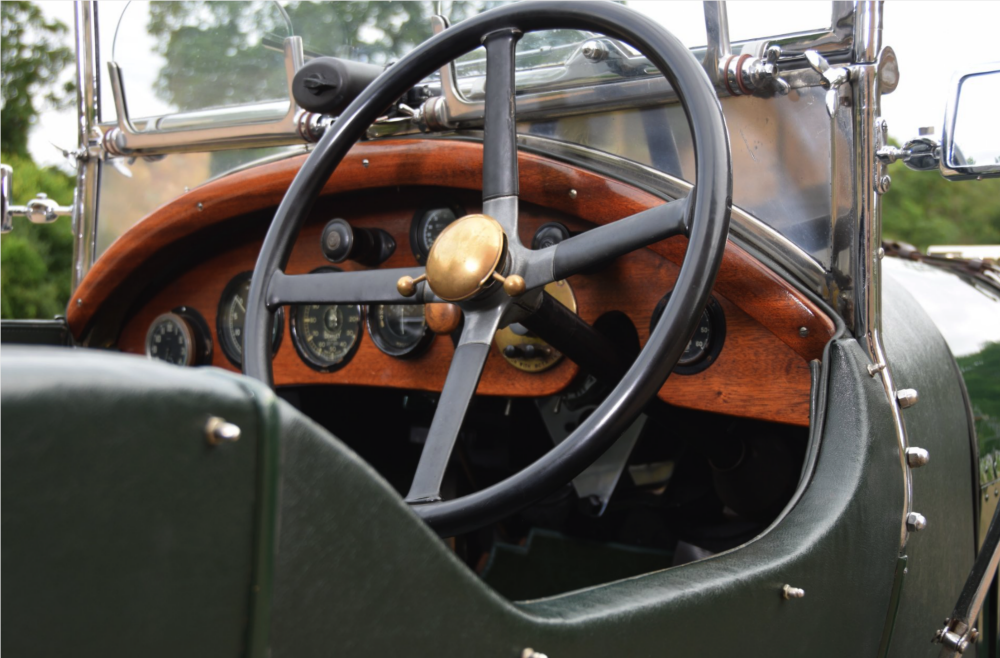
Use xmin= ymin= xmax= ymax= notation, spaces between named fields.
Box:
xmin=25 ymin=1 xmax=1000 ymax=170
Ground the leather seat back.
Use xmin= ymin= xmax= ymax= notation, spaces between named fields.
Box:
xmin=2 ymin=348 xmax=273 ymax=657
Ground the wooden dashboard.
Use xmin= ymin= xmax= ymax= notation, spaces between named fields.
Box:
xmin=68 ymin=139 xmax=835 ymax=427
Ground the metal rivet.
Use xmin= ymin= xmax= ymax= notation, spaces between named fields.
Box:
xmin=905 ymin=447 xmax=930 ymax=468
xmin=196 ymin=202 xmax=204 ymax=211
xmin=877 ymin=246 xmax=885 ymax=259
xmin=798 ymin=326 xmax=809 ymax=338
xmin=782 ymin=584 xmax=805 ymax=599
xmin=880 ymin=174 xmax=892 ymax=192
xmin=906 ymin=512 xmax=927 ymax=532
xmin=896 ymin=388 xmax=919 ymax=408
xmin=867 ymin=362 xmax=885 ymax=377
xmin=205 ymin=416 xmax=241 ymax=445
xmin=76 ymin=298 xmax=83 ymax=307
xmin=568 ymin=189 xmax=578 ymax=199
xmin=362 ymin=159 xmax=370 ymax=168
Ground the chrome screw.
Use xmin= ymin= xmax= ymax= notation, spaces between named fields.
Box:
xmin=906 ymin=512 xmax=927 ymax=532
xmin=896 ymin=388 xmax=919 ymax=408
xmin=905 ymin=447 xmax=930 ymax=468
xmin=782 ymin=584 xmax=805 ymax=599
xmin=205 ymin=416 xmax=241 ymax=445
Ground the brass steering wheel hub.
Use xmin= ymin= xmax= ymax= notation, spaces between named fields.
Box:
xmin=425 ymin=213 xmax=506 ymax=302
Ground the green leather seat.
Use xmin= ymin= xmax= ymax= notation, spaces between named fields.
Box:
xmin=2 ymin=347 xmax=281 ymax=656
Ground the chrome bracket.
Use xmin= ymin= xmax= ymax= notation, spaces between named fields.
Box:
xmin=934 ymin=618 xmax=978 ymax=655
xmin=873 ymin=116 xmax=892 ymax=194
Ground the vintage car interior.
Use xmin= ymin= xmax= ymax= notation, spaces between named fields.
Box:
xmin=3 ymin=1 xmax=999 ymax=656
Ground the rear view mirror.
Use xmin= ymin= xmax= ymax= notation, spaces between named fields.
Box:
xmin=941 ymin=65 xmax=1000 ymax=180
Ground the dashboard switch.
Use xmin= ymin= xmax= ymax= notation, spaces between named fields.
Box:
xmin=321 ymin=218 xmax=396 ymax=267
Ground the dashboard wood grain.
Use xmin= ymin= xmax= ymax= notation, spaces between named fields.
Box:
xmin=91 ymin=139 xmax=831 ymax=426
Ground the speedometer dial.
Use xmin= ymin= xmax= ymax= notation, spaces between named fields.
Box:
xmin=410 ymin=204 xmax=463 ymax=264
xmin=290 ymin=267 xmax=363 ymax=372
xmin=217 ymin=271 xmax=283 ymax=367
xmin=367 ymin=304 xmax=432 ymax=358
xmin=146 ymin=312 xmax=194 ymax=366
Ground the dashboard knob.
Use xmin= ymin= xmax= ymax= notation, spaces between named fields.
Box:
xmin=321 ymin=218 xmax=395 ymax=266
xmin=426 ymin=303 xmax=462 ymax=334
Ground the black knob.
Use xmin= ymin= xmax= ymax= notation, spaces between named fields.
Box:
xmin=321 ymin=218 xmax=396 ymax=267
xmin=532 ymin=222 xmax=571 ymax=250
xmin=292 ymin=57 xmax=383 ymax=115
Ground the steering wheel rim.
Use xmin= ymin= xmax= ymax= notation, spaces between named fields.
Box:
xmin=245 ymin=0 xmax=731 ymax=537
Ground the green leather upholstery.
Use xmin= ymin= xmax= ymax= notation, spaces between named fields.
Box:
xmin=2 ymin=348 xmax=270 ymax=657
xmin=2 ymin=321 xmax=972 ymax=656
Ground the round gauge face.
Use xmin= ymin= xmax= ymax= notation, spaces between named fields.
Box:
xmin=366 ymin=304 xmax=432 ymax=358
xmin=410 ymin=205 xmax=461 ymax=264
xmin=146 ymin=312 xmax=194 ymax=366
xmin=290 ymin=269 xmax=362 ymax=372
xmin=650 ymin=292 xmax=726 ymax=375
xmin=217 ymin=271 xmax=283 ymax=367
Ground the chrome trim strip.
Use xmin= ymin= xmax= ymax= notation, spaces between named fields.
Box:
xmin=71 ymin=1 xmax=101 ymax=292
xmin=850 ymin=0 xmax=915 ymax=551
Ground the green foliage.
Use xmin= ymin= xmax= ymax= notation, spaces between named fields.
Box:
xmin=142 ymin=1 xmax=502 ymax=113
xmin=957 ymin=341 xmax=1000 ymax=455
xmin=882 ymin=157 xmax=1000 ymax=251
xmin=0 ymin=152 xmax=75 ymax=319
xmin=1 ymin=1 xmax=76 ymax=158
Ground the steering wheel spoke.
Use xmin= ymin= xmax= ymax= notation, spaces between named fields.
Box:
xmin=266 ymin=267 xmax=434 ymax=307
xmin=522 ymin=197 xmax=690 ymax=289
xmin=482 ymin=28 xmax=521 ymax=238
xmin=405 ymin=306 xmax=503 ymax=504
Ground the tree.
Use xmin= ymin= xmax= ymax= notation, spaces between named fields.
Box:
xmin=1 ymin=1 xmax=76 ymax=319
xmin=0 ymin=152 xmax=75 ymax=319
xmin=1 ymin=1 xmax=75 ymax=157
xmin=882 ymin=151 xmax=1000 ymax=251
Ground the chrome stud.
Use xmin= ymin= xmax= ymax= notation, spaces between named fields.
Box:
xmin=206 ymin=416 xmax=241 ymax=445
xmin=782 ymin=584 xmax=805 ymax=599
xmin=905 ymin=447 xmax=930 ymax=468
xmin=896 ymin=388 xmax=919 ymax=408
xmin=906 ymin=512 xmax=927 ymax=532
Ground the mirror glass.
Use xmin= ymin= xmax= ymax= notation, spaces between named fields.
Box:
xmin=949 ymin=70 xmax=1000 ymax=169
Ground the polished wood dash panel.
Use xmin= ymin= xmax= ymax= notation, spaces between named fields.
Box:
xmin=92 ymin=139 xmax=831 ymax=427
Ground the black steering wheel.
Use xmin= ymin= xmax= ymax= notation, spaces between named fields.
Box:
xmin=244 ymin=1 xmax=731 ymax=537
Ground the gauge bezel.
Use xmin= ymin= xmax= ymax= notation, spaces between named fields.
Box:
xmin=365 ymin=303 xmax=433 ymax=359
xmin=145 ymin=312 xmax=195 ymax=367
xmin=289 ymin=267 xmax=364 ymax=373
xmin=409 ymin=202 xmax=465 ymax=265
xmin=650 ymin=292 xmax=726 ymax=375
xmin=217 ymin=270 xmax=284 ymax=367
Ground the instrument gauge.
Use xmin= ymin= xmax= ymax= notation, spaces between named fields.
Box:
xmin=146 ymin=307 xmax=212 ymax=366
xmin=290 ymin=267 xmax=363 ymax=372
xmin=650 ymin=291 xmax=726 ymax=374
xmin=366 ymin=303 xmax=432 ymax=358
xmin=410 ymin=204 xmax=463 ymax=264
xmin=217 ymin=271 xmax=284 ymax=367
